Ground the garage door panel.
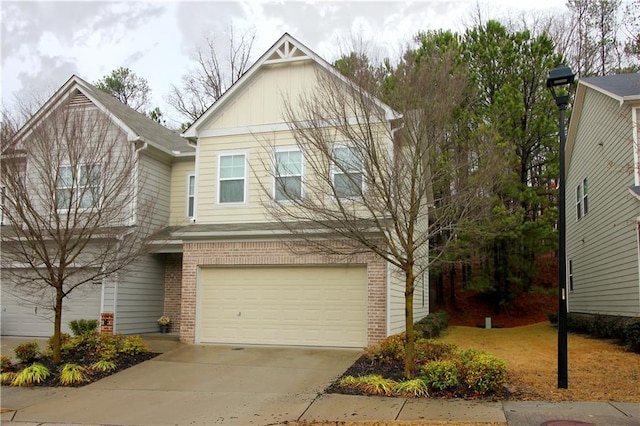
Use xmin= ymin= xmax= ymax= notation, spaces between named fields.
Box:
xmin=1 ymin=286 xmax=101 ymax=337
xmin=198 ymin=265 xmax=367 ymax=347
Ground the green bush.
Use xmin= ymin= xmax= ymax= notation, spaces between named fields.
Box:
xmin=69 ymin=319 xmax=99 ymax=337
xmin=422 ymin=359 xmax=460 ymax=390
xmin=119 ymin=336 xmax=148 ymax=355
xmin=13 ymin=341 xmax=40 ymax=364
xmin=588 ymin=315 xmax=627 ymax=340
xmin=414 ymin=340 xmax=457 ymax=363
xmin=547 ymin=312 xmax=558 ymax=325
xmin=414 ymin=311 xmax=450 ymax=339
xmin=623 ymin=319 xmax=640 ymax=353
xmin=372 ymin=333 xmax=406 ymax=361
xmin=464 ymin=353 xmax=507 ymax=395
xmin=0 ymin=355 xmax=12 ymax=372
xmin=11 ymin=363 xmax=50 ymax=386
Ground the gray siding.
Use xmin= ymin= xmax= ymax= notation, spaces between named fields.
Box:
xmin=115 ymin=254 xmax=165 ymax=334
xmin=138 ymin=150 xmax=172 ymax=230
xmin=566 ymin=89 xmax=640 ymax=317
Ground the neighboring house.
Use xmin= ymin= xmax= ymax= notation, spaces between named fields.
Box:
xmin=0 ymin=75 xmax=195 ymax=337
xmin=157 ymin=33 xmax=428 ymax=348
xmin=565 ymin=73 xmax=640 ymax=317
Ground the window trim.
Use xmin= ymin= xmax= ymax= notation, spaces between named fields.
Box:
xmin=273 ymin=146 xmax=303 ymax=202
xmin=331 ymin=144 xmax=365 ymax=199
xmin=576 ymin=177 xmax=588 ymax=221
xmin=568 ymin=259 xmax=574 ymax=292
xmin=217 ymin=151 xmax=247 ymax=205
xmin=186 ymin=172 xmax=196 ymax=218
xmin=56 ymin=163 xmax=102 ymax=211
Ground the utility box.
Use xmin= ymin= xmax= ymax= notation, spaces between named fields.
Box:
xmin=485 ymin=317 xmax=492 ymax=329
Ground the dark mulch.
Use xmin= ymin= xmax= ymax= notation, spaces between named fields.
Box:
xmin=325 ymin=354 xmax=511 ymax=401
xmin=3 ymin=352 xmax=158 ymax=387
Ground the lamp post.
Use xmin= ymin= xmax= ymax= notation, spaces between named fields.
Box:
xmin=547 ymin=64 xmax=575 ymax=390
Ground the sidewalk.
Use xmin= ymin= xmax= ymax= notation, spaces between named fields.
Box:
xmin=1 ymin=334 xmax=638 ymax=425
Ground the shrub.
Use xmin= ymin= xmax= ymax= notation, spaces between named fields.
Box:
xmin=91 ymin=359 xmax=117 ymax=373
xmin=119 ymin=335 xmax=148 ymax=355
xmin=414 ymin=340 xmax=457 ymax=363
xmin=1 ymin=355 xmax=13 ymax=372
xmin=11 ymin=363 xmax=50 ymax=386
xmin=59 ymin=363 xmax=88 ymax=385
xmin=47 ymin=333 xmax=72 ymax=352
xmin=588 ymin=315 xmax=627 ymax=339
xmin=339 ymin=374 xmax=397 ymax=396
xmin=422 ymin=359 xmax=460 ymax=390
xmin=464 ymin=353 xmax=507 ymax=395
xmin=547 ymin=312 xmax=558 ymax=325
xmin=14 ymin=341 xmax=40 ymax=364
xmin=373 ymin=333 xmax=406 ymax=361
xmin=69 ymin=319 xmax=99 ymax=337
xmin=624 ymin=319 xmax=640 ymax=353
xmin=396 ymin=378 xmax=429 ymax=397
xmin=415 ymin=311 xmax=450 ymax=339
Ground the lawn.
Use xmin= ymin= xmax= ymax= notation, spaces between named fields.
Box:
xmin=437 ymin=322 xmax=640 ymax=402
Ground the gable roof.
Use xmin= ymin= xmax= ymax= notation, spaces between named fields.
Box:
xmin=566 ymin=73 xmax=639 ymax=172
xmin=580 ymin=73 xmax=640 ymax=103
xmin=182 ymin=33 xmax=400 ymax=138
xmin=12 ymin=75 xmax=194 ymax=156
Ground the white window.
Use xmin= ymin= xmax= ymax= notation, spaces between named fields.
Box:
xmin=218 ymin=153 xmax=246 ymax=204
xmin=56 ymin=164 xmax=101 ymax=210
xmin=576 ymin=177 xmax=588 ymax=220
xmin=569 ymin=259 xmax=574 ymax=292
xmin=332 ymin=146 xmax=364 ymax=198
xmin=187 ymin=173 xmax=195 ymax=217
xmin=274 ymin=148 xmax=302 ymax=201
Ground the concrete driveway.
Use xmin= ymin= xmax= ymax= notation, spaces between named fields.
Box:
xmin=2 ymin=344 xmax=362 ymax=425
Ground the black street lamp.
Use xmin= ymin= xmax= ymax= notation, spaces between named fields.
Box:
xmin=547 ymin=64 xmax=575 ymax=390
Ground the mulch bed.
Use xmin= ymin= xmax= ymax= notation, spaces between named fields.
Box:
xmin=3 ymin=352 xmax=158 ymax=387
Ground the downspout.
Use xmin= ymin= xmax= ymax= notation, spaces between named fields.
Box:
xmin=633 ymin=107 xmax=638 ymax=186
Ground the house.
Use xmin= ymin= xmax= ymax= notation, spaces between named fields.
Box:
xmin=565 ymin=73 xmax=640 ymax=317
xmin=0 ymin=75 xmax=195 ymax=337
xmin=157 ymin=33 xmax=428 ymax=348
xmin=2 ymin=33 xmax=428 ymax=346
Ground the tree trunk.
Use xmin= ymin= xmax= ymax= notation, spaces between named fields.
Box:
xmin=436 ymin=268 xmax=445 ymax=306
xmin=449 ymin=263 xmax=456 ymax=307
xmin=404 ymin=268 xmax=415 ymax=379
xmin=52 ymin=286 xmax=64 ymax=364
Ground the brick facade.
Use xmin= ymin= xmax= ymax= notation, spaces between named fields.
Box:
xmin=179 ymin=240 xmax=387 ymax=346
xmin=162 ymin=253 xmax=183 ymax=332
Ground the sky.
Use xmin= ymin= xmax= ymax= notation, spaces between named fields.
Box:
xmin=1 ymin=0 xmax=567 ymax=127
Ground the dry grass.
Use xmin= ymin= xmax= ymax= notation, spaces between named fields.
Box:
xmin=438 ymin=322 xmax=640 ymax=402
xmin=294 ymin=422 xmax=504 ymax=426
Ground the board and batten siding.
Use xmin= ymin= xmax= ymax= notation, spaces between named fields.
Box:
xmin=115 ymin=254 xmax=165 ymax=334
xmin=566 ymin=88 xmax=640 ymax=317
xmin=169 ymin=158 xmax=196 ymax=225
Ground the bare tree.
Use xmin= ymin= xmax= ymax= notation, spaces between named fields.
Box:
xmin=257 ymin=46 xmax=491 ymax=378
xmin=1 ymin=101 xmax=156 ymax=363
xmin=167 ymin=27 xmax=256 ymax=124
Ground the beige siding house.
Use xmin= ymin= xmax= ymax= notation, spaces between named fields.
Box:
xmin=565 ymin=73 xmax=640 ymax=317
xmin=158 ymin=33 xmax=429 ymax=348
xmin=1 ymin=75 xmax=194 ymax=337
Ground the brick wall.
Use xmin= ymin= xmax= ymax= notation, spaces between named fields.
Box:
xmin=180 ymin=239 xmax=387 ymax=346
xmin=100 ymin=312 xmax=114 ymax=335
xmin=163 ymin=253 xmax=183 ymax=332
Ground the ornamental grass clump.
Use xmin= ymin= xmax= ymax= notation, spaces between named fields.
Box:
xmin=339 ymin=374 xmax=397 ymax=396
xmin=59 ymin=363 xmax=88 ymax=385
xmin=11 ymin=363 xmax=50 ymax=387
xmin=396 ymin=378 xmax=429 ymax=397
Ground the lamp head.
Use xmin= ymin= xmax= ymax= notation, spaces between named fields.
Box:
xmin=547 ymin=64 xmax=575 ymax=99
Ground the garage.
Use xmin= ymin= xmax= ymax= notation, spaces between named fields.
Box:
xmin=197 ymin=265 xmax=368 ymax=347
xmin=1 ymin=286 xmax=102 ymax=337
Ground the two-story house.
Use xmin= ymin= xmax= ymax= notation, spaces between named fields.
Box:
xmin=157 ymin=33 xmax=428 ymax=348
xmin=1 ymin=75 xmax=194 ymax=337
xmin=2 ymin=33 xmax=428 ymax=347
xmin=565 ymin=73 xmax=640 ymax=318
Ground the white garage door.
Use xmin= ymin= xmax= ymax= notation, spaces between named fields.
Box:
xmin=198 ymin=265 xmax=367 ymax=347
xmin=1 ymin=286 xmax=102 ymax=337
